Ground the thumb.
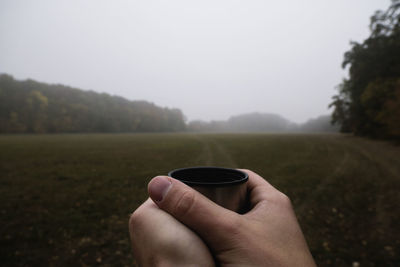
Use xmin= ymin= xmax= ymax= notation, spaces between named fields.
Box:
xmin=148 ymin=176 xmax=239 ymax=248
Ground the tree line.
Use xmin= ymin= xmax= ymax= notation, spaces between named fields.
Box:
xmin=330 ymin=0 xmax=400 ymax=139
xmin=0 ymin=74 xmax=186 ymax=133
xmin=0 ymin=74 xmax=339 ymax=134
xmin=187 ymin=113 xmax=339 ymax=133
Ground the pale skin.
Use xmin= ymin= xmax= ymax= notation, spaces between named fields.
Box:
xmin=129 ymin=169 xmax=316 ymax=267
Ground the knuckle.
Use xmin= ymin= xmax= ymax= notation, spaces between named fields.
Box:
xmin=129 ymin=208 xmax=143 ymax=230
xmin=173 ymin=190 xmax=196 ymax=218
xmin=277 ymin=192 xmax=292 ymax=207
xmin=129 ymin=204 xmax=151 ymax=232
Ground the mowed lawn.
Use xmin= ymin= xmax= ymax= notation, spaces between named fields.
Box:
xmin=0 ymin=133 xmax=399 ymax=266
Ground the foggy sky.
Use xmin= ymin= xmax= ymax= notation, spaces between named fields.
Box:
xmin=0 ymin=0 xmax=389 ymax=123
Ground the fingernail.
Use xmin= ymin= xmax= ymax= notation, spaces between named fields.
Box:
xmin=148 ymin=176 xmax=172 ymax=202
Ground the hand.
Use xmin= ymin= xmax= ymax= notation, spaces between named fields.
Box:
xmin=129 ymin=199 xmax=215 ymax=267
xmin=130 ymin=169 xmax=316 ymax=266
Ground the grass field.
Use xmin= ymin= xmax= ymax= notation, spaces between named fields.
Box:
xmin=0 ymin=133 xmax=399 ymax=266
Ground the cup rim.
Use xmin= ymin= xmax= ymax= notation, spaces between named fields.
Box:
xmin=168 ymin=166 xmax=248 ymax=187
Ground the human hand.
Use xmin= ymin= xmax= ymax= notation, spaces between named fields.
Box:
xmin=129 ymin=198 xmax=215 ymax=267
xmin=130 ymin=169 xmax=316 ymax=266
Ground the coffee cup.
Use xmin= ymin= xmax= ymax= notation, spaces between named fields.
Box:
xmin=168 ymin=166 xmax=248 ymax=213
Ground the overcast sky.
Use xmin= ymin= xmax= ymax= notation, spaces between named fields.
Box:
xmin=0 ymin=0 xmax=390 ymax=123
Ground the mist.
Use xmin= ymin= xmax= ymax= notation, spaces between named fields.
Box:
xmin=0 ymin=0 xmax=389 ymax=123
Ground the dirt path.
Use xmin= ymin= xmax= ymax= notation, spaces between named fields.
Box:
xmin=296 ymin=147 xmax=350 ymax=214
xmin=193 ymin=134 xmax=237 ymax=167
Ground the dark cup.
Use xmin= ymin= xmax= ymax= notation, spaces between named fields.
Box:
xmin=168 ymin=166 xmax=248 ymax=213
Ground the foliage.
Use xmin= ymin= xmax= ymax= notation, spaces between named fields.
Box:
xmin=361 ymin=78 xmax=400 ymax=137
xmin=0 ymin=74 xmax=186 ymax=133
xmin=330 ymin=0 xmax=400 ymax=139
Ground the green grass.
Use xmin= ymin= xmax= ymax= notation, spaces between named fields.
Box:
xmin=0 ymin=133 xmax=399 ymax=266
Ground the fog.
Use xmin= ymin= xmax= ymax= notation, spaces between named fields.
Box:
xmin=0 ymin=0 xmax=389 ymax=123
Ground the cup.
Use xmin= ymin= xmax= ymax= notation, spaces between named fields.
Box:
xmin=168 ymin=166 xmax=248 ymax=213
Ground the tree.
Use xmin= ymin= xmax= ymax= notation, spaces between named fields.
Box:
xmin=361 ymin=78 xmax=400 ymax=138
xmin=0 ymin=74 xmax=186 ymax=133
xmin=330 ymin=0 xmax=400 ymax=139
